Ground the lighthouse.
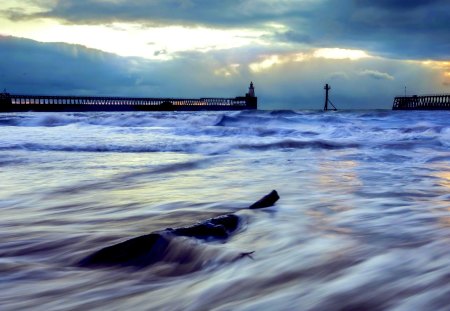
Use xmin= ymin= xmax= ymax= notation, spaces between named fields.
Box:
xmin=247 ymin=82 xmax=255 ymax=97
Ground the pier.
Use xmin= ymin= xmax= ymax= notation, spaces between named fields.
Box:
xmin=392 ymin=94 xmax=450 ymax=110
xmin=0 ymin=83 xmax=257 ymax=112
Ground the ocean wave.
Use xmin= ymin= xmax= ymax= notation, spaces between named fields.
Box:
xmin=0 ymin=139 xmax=358 ymax=155
xmin=269 ymin=110 xmax=306 ymax=116
xmin=1 ymin=110 xmax=449 ymax=157
xmin=238 ymin=139 xmax=360 ymax=151
xmin=214 ymin=112 xmax=302 ymax=128
xmin=1 ymin=112 xmax=226 ymax=128
xmin=0 ymin=142 xmax=199 ymax=153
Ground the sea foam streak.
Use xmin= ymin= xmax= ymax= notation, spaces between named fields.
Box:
xmin=1 ymin=110 xmax=450 ymax=310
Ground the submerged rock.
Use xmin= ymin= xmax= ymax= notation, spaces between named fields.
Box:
xmin=79 ymin=190 xmax=279 ymax=268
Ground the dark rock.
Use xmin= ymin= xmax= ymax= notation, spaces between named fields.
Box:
xmin=78 ymin=233 xmax=171 ymax=267
xmin=171 ymin=214 xmax=239 ymax=240
xmin=78 ymin=190 xmax=279 ymax=268
xmin=248 ymin=190 xmax=279 ymax=209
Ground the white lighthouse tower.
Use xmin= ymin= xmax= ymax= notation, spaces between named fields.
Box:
xmin=247 ymin=82 xmax=255 ymax=97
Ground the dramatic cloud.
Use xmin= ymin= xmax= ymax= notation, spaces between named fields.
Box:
xmin=271 ymin=0 xmax=450 ymax=60
xmin=354 ymin=0 xmax=448 ymax=11
xmin=0 ymin=36 xmax=250 ymax=97
xmin=1 ymin=1 xmax=449 ymax=109
xmin=3 ymin=0 xmax=308 ymax=27
xmin=3 ymin=0 xmax=450 ymax=60
xmin=0 ymin=36 xmax=158 ymax=96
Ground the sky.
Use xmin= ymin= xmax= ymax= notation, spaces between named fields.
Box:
xmin=1 ymin=0 xmax=449 ymax=109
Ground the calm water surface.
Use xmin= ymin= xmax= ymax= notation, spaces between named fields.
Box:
xmin=1 ymin=110 xmax=450 ymax=310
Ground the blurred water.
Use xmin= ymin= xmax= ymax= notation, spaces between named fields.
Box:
xmin=0 ymin=110 xmax=450 ymax=310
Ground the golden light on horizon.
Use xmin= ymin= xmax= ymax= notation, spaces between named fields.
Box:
xmin=421 ymin=60 xmax=450 ymax=71
xmin=421 ymin=61 xmax=450 ymax=85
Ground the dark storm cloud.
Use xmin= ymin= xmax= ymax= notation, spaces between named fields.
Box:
xmin=0 ymin=36 xmax=159 ymax=96
xmin=7 ymin=0 xmax=449 ymax=60
xmin=11 ymin=0 xmax=306 ymax=27
xmin=354 ymin=0 xmax=448 ymax=10
xmin=275 ymin=0 xmax=450 ymax=60
xmin=0 ymin=36 xmax=250 ymax=98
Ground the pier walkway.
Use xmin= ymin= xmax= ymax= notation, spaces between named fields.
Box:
xmin=0 ymin=83 xmax=257 ymax=112
xmin=0 ymin=94 xmax=256 ymax=112
xmin=393 ymin=94 xmax=450 ymax=110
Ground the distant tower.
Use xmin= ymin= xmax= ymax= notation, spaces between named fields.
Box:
xmin=323 ymin=83 xmax=337 ymax=111
xmin=247 ymin=82 xmax=255 ymax=97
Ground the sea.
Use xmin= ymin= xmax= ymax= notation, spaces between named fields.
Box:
xmin=0 ymin=110 xmax=450 ymax=311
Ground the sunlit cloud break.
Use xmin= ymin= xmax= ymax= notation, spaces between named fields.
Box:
xmin=1 ymin=19 xmax=267 ymax=59
xmin=249 ymin=53 xmax=308 ymax=72
xmin=248 ymin=48 xmax=370 ymax=72
xmin=313 ymin=48 xmax=371 ymax=60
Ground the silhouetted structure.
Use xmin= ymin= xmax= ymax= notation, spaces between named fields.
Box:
xmin=323 ymin=84 xmax=337 ymax=111
xmin=247 ymin=81 xmax=255 ymax=97
xmin=393 ymin=94 xmax=450 ymax=110
xmin=0 ymin=83 xmax=257 ymax=112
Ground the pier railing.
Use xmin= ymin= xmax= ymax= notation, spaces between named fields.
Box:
xmin=0 ymin=93 xmax=257 ymax=112
xmin=393 ymin=94 xmax=450 ymax=110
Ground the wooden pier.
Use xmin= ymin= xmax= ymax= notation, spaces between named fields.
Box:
xmin=392 ymin=94 xmax=450 ymax=110
xmin=0 ymin=83 xmax=257 ymax=112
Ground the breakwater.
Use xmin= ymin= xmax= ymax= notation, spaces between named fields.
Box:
xmin=0 ymin=94 xmax=257 ymax=112
xmin=392 ymin=94 xmax=450 ymax=110
xmin=0 ymin=83 xmax=257 ymax=112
